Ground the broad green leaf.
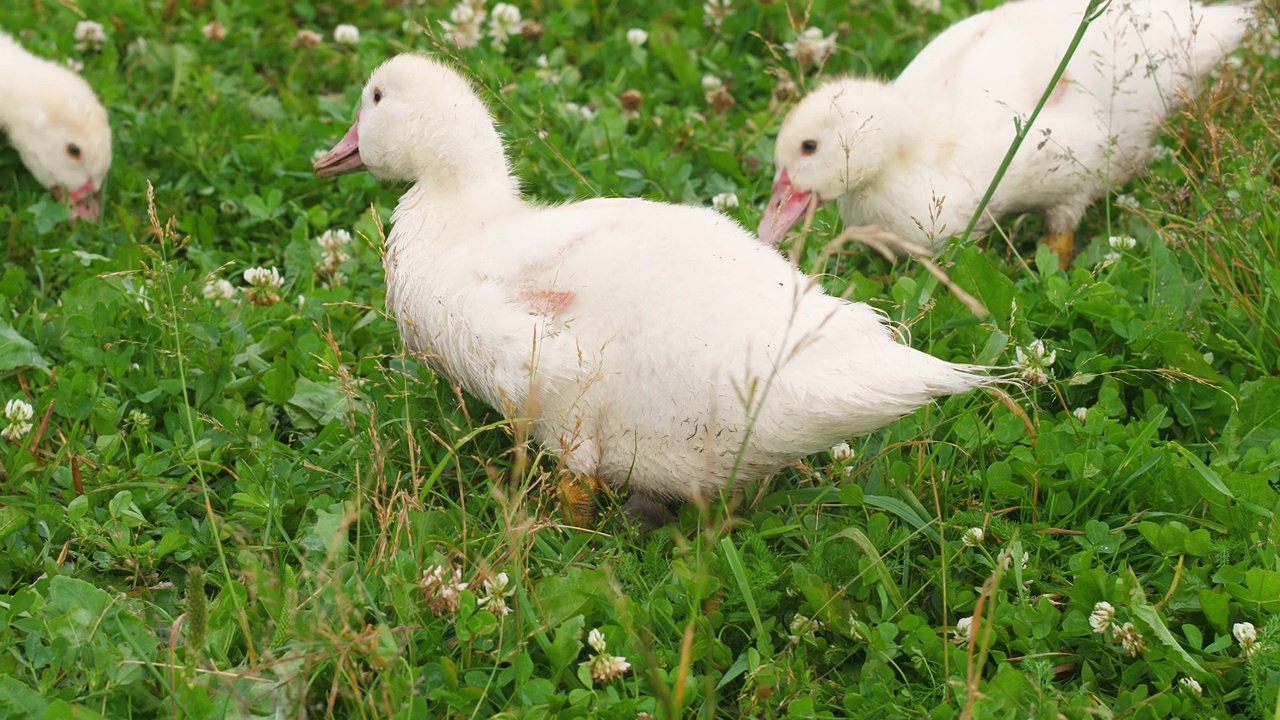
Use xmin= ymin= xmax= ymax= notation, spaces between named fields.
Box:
xmin=0 ymin=321 xmax=48 ymax=372
xmin=0 ymin=675 xmax=46 ymax=719
xmin=648 ymin=20 xmax=698 ymax=87
xmin=286 ymin=377 xmax=350 ymax=428
xmin=0 ymin=505 xmax=29 ymax=542
xmin=1219 ymin=378 xmax=1280 ymax=464
xmin=1225 ymin=568 xmax=1280 ymax=614
xmin=950 ymin=246 xmax=1015 ymax=325
xmin=1126 ymin=569 xmax=1205 ymax=676
xmin=546 ymin=614 xmax=585 ymax=676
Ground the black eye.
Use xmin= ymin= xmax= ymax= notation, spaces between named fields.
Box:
xmin=800 ymin=139 xmax=818 ymax=155
xmin=67 ymin=143 xmax=82 ymax=159
xmin=372 ymin=87 xmax=383 ymax=104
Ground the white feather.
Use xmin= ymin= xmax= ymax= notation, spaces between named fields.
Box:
xmin=319 ymin=55 xmax=1001 ymax=502
xmin=761 ymin=0 xmax=1256 ymax=248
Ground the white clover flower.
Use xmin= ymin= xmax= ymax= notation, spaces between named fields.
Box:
xmin=563 ymin=102 xmax=594 ymax=121
xmin=477 ymin=571 xmax=514 ymax=617
xmin=451 ymin=0 xmax=485 ymax=25
xmin=1179 ymin=677 xmax=1202 ymax=695
xmin=243 ymin=266 xmax=284 ymax=306
xmin=583 ymin=627 xmax=630 ymax=682
xmin=1089 ymin=601 xmax=1116 ymax=634
xmin=1115 ymin=622 xmax=1147 ymax=656
xmin=701 ymin=74 xmax=724 ymax=93
xmin=830 ymin=442 xmax=854 ymax=461
xmin=316 ymin=229 xmax=353 ymax=284
xmin=787 ymin=614 xmax=822 ymax=644
xmin=534 ymin=53 xmax=560 ymax=83
xmin=1150 ymin=144 xmax=1175 ymax=162
xmin=626 ymin=28 xmax=648 ymax=47
xmin=203 ymin=278 xmax=237 ymax=301
xmin=588 ymin=627 xmax=608 ymax=653
xmin=202 ymin=21 xmax=227 ymax=41
xmin=1114 ymin=194 xmax=1140 ymax=210
xmin=1073 ymin=407 xmax=1089 ymax=423
xmin=712 ymin=192 xmax=739 ymax=212
xmin=1108 ymin=235 xmax=1137 ymax=250
xmin=1235 ymin=622 xmax=1259 ymax=659
xmin=5 ymin=399 xmax=34 ymax=424
xmin=962 ymin=527 xmax=984 ymax=547
xmin=317 ymin=228 xmax=353 ymax=251
xmin=784 ymin=27 xmax=837 ymax=67
xmin=295 ymin=28 xmax=324 ymax=49
xmin=2 ymin=399 xmax=35 ymax=443
xmin=442 ymin=0 xmax=486 ymax=48
xmin=909 ymin=0 xmax=941 ymax=11
xmin=1014 ymin=339 xmax=1056 ymax=384
xmin=126 ymin=37 xmax=148 ymax=57
xmin=952 ymin=616 xmax=973 ymax=645
xmin=334 ymin=24 xmax=360 ymax=45
xmin=65 ymin=58 xmax=84 ymax=73
xmin=589 ymin=653 xmax=630 ymax=683
xmin=74 ymin=21 xmax=106 ymax=51
xmin=703 ymin=0 xmax=732 ymax=30
xmin=488 ymin=3 xmax=522 ymax=50
xmin=419 ymin=564 xmax=469 ymax=616
xmin=998 ymin=547 xmax=1028 ymax=572
xmin=244 ymin=267 xmax=283 ymax=288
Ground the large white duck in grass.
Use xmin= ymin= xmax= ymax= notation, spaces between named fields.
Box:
xmin=760 ymin=0 xmax=1255 ymax=268
xmin=315 ymin=54 xmax=1002 ymax=524
xmin=0 ymin=30 xmax=111 ymax=221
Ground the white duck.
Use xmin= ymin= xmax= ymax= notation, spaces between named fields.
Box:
xmin=0 ymin=30 xmax=112 ymax=221
xmin=760 ymin=0 xmax=1255 ymax=268
xmin=315 ymin=54 xmax=1000 ymax=523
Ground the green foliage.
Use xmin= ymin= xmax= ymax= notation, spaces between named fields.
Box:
xmin=1 ymin=0 xmax=1278 ymax=717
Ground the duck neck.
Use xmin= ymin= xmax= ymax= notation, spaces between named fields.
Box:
xmin=390 ymin=131 xmax=525 ymax=249
xmin=414 ymin=122 xmax=522 ymax=212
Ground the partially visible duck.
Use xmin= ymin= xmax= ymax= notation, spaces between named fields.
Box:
xmin=760 ymin=0 xmax=1255 ymax=268
xmin=315 ymin=54 xmax=1001 ymax=524
xmin=0 ymin=30 xmax=112 ymax=221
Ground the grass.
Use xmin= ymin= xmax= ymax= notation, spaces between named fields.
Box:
xmin=1 ymin=0 xmax=1279 ymax=718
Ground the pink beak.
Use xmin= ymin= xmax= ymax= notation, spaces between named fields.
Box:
xmin=53 ymin=178 xmax=101 ymax=222
xmin=313 ymin=112 xmax=366 ymax=178
xmin=757 ymin=170 xmax=814 ymax=246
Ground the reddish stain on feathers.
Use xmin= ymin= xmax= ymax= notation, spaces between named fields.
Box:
xmin=521 ymin=288 xmax=576 ymax=314
xmin=1048 ymin=73 xmax=1071 ymax=105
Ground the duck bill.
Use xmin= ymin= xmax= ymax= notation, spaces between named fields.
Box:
xmin=314 ymin=113 xmax=365 ymax=178
xmin=54 ymin=179 xmax=101 ymax=222
xmin=757 ymin=170 xmax=814 ymax=246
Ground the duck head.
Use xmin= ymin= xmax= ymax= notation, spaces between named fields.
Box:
xmin=759 ymin=78 xmax=897 ymax=246
xmin=7 ymin=77 xmax=111 ymax=222
xmin=314 ymin=53 xmax=513 ymax=193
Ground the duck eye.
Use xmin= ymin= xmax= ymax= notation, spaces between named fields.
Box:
xmin=800 ymin=139 xmax=818 ymax=155
xmin=372 ymin=87 xmax=383 ymax=104
xmin=67 ymin=143 xmax=82 ymax=159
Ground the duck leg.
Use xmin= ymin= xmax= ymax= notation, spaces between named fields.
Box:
xmin=1038 ymin=232 xmax=1075 ymax=270
xmin=556 ymin=475 xmax=608 ymax=526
